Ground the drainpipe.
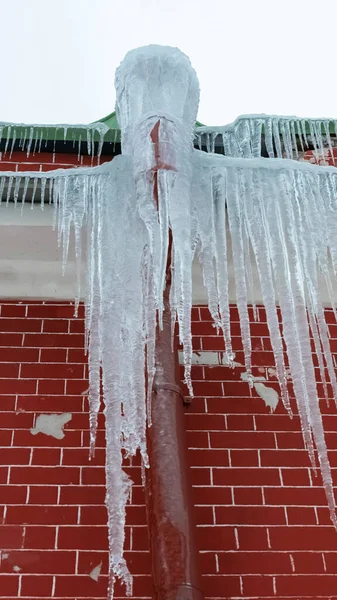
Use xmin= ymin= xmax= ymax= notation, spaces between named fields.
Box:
xmin=144 ymin=122 xmax=204 ymax=600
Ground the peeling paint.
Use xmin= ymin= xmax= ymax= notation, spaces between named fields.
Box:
xmin=30 ymin=413 xmax=72 ymax=439
xmin=13 ymin=565 xmax=21 ymax=572
xmin=89 ymin=562 xmax=102 ymax=582
xmin=241 ymin=372 xmax=279 ymax=412
xmin=179 ymin=350 xmax=241 ymax=366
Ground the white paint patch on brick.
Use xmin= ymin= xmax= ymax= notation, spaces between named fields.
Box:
xmin=30 ymin=413 xmax=72 ymax=439
xmin=241 ymin=372 xmax=279 ymax=412
xmin=179 ymin=350 xmax=241 ymax=367
xmin=89 ymin=562 xmax=102 ymax=582
xmin=13 ymin=565 xmax=21 ymax=572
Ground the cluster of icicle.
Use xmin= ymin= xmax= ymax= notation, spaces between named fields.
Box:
xmin=2 ymin=45 xmax=337 ymax=598
xmin=0 ymin=121 xmax=111 ymax=163
xmin=195 ymin=114 xmax=337 ymax=160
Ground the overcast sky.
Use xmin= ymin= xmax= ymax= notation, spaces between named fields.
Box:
xmin=1 ymin=0 xmax=336 ymax=127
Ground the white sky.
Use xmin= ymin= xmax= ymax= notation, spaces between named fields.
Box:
xmin=1 ymin=0 xmax=337 ymax=127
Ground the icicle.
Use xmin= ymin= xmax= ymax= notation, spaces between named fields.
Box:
xmin=40 ymin=177 xmax=46 ymax=210
xmin=9 ymin=129 xmax=16 ymax=159
xmin=0 ymin=177 xmax=6 ymax=204
xmin=6 ymin=176 xmax=14 ymax=205
xmin=13 ymin=177 xmax=21 ymax=206
xmin=30 ymin=177 xmax=38 ymax=208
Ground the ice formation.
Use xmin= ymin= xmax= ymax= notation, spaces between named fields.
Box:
xmin=2 ymin=44 xmax=337 ymax=597
xmin=0 ymin=121 xmax=110 ymax=163
xmin=195 ymin=114 xmax=337 ymax=160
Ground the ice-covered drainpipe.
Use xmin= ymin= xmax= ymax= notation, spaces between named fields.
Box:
xmin=115 ymin=45 xmax=203 ymax=599
xmin=143 ymin=122 xmax=204 ymax=600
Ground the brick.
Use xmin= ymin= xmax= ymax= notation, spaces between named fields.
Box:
xmin=31 ymin=448 xmax=61 ymax=466
xmin=131 ymin=526 xmax=149 ymax=551
xmin=37 ymin=379 xmax=65 ymax=394
xmin=0 ymin=485 xmax=27 ymax=504
xmin=40 ymin=348 xmax=67 ymax=362
xmin=0 ymin=363 xmax=19 ymax=377
xmin=0 ymin=466 xmax=8 ymax=483
xmin=21 ymin=575 xmax=53 ymax=596
xmin=260 ymin=449 xmax=312 ymax=467
xmin=234 ymin=487 xmax=263 ymax=505
xmin=67 ymin=348 xmax=88 ymax=363
xmin=192 ymin=486 xmax=232 ymax=505
xmin=0 ymin=304 xmax=26 ymax=317
xmin=58 ymin=526 xmax=109 ymax=550
xmin=226 ymin=414 xmax=255 ymax=430
xmin=43 ymin=319 xmax=69 ymax=333
xmin=0 ymin=332 xmax=23 ymax=346
xmin=0 ymin=448 xmax=30 ymax=465
xmin=218 ymin=551 xmax=291 ymax=574
xmin=0 ymin=318 xmax=42 ymax=333
xmin=196 ymin=526 xmax=236 ymax=550
xmin=237 ymin=526 xmax=269 ymax=549
xmin=276 ymin=575 xmax=337 ymax=596
xmin=6 ymin=505 xmax=78 ymax=525
xmin=230 ymin=450 xmax=259 ymax=466
xmin=185 ymin=413 xmax=225 ymax=430
xmin=281 ymin=468 xmax=311 ymax=486
xmin=28 ymin=486 xmax=58 ymax=504
xmin=188 ymin=449 xmax=229 ymax=467
xmin=60 ymin=485 xmax=105 ymax=505
xmin=276 ymin=431 xmax=306 ymax=449
xmin=0 ymin=395 xmax=16 ymax=411
xmin=207 ymin=395 xmax=267 ymax=414
xmin=81 ymin=466 xmax=106 ymax=485
xmin=10 ymin=466 xmax=80 ymax=485
xmin=243 ymin=574 xmax=274 ymax=596
xmin=265 ymin=486 xmax=327 ymax=506
xmin=293 ymin=552 xmax=325 ymax=573
xmin=255 ymin=414 xmax=302 ymax=431
xmin=186 ymin=431 xmax=209 ymax=448
xmin=24 ymin=526 xmax=56 ymax=549
xmin=23 ymin=333 xmax=84 ymax=348
xmin=21 ymin=362 xmax=84 ymax=379
xmin=69 ymin=319 xmax=85 ymax=333
xmin=191 ymin=381 xmax=223 ymax=396
xmin=213 ymin=467 xmax=280 ymax=487
xmin=210 ymin=431 xmax=275 ymax=449
xmin=0 ymin=526 xmax=24 ymax=549
xmin=13 ymin=429 xmax=81 ymax=447
xmin=0 ymin=575 xmax=19 ymax=595
xmin=190 ymin=467 xmax=211 ymax=486
xmin=0 ymin=411 xmax=34 ymax=428
xmin=286 ymin=506 xmax=317 ymax=525
xmin=0 ymin=430 xmax=12 ymax=446
xmin=203 ymin=574 xmax=241 ymax=596
xmin=62 ymin=448 xmax=105 ymax=467
xmin=17 ymin=394 xmax=83 ymax=413
xmin=0 ymin=378 xmax=36 ymax=394
xmin=0 ymin=550 xmax=77 ymax=574
xmin=215 ymin=505 xmax=286 ymax=525
xmin=27 ymin=304 xmax=78 ymax=319
xmin=66 ymin=379 xmax=89 ymax=395
xmin=269 ymin=527 xmax=337 ymax=550
xmin=80 ymin=506 xmax=108 ymax=526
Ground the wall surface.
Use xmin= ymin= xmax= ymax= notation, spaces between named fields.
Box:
xmin=0 ymin=301 xmax=337 ymax=599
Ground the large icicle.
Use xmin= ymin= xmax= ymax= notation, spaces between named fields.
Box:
xmin=195 ymin=151 xmax=337 ymax=527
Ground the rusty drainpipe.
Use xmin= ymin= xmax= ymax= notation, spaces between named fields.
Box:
xmin=144 ymin=122 xmax=204 ymax=600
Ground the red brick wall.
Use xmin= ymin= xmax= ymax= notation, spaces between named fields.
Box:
xmin=1 ymin=302 xmax=337 ymax=600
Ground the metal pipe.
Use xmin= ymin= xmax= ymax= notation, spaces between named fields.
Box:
xmin=144 ymin=122 xmax=204 ymax=600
